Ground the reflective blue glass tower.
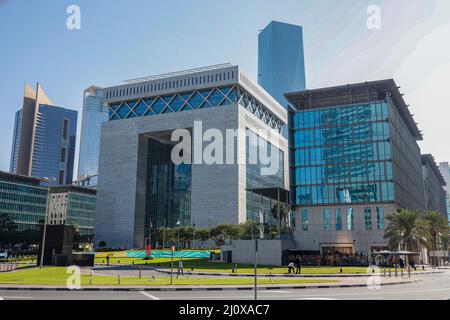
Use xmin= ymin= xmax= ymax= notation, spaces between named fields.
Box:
xmin=78 ymin=86 xmax=107 ymax=187
xmin=258 ymin=21 xmax=306 ymax=108
xmin=10 ymin=83 xmax=77 ymax=186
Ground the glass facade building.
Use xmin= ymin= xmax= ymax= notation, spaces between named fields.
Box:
xmin=258 ymin=21 xmax=306 ymax=108
xmin=31 ymin=105 xmax=77 ymax=186
xmin=0 ymin=171 xmax=48 ymax=231
xmin=420 ymin=155 xmax=447 ymax=215
xmin=438 ymin=162 xmax=450 ymax=225
xmin=246 ymin=129 xmax=285 ymax=224
xmin=78 ymin=86 xmax=107 ymax=187
xmin=10 ymin=83 xmax=78 ymax=186
xmin=285 ymin=80 xmax=426 ymax=254
xmin=291 ymin=102 xmax=394 ymax=206
xmin=49 ymin=186 xmax=96 ymax=237
xmin=145 ymin=138 xmax=192 ymax=233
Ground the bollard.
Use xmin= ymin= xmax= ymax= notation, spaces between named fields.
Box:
xmin=383 ymin=268 xmax=386 ymax=277
xmin=139 ymin=266 xmax=142 ymax=279
xmin=408 ymin=266 xmax=411 ymax=279
xmin=389 ymin=268 xmax=392 ymax=277
xmin=90 ymin=271 xmax=93 ymax=285
xmin=395 ymin=267 xmax=398 ymax=278
xmin=340 ymin=268 xmax=343 ymax=274
xmin=118 ymin=274 xmax=121 ymax=285
xmin=401 ymin=268 xmax=404 ymax=278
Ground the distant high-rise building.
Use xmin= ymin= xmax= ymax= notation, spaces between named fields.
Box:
xmin=77 ymin=86 xmax=107 ymax=187
xmin=258 ymin=21 xmax=306 ymax=108
xmin=438 ymin=162 xmax=450 ymax=225
xmin=10 ymin=83 xmax=77 ymax=186
xmin=421 ymin=155 xmax=447 ymax=215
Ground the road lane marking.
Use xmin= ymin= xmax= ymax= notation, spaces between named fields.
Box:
xmin=0 ymin=296 xmax=33 ymax=300
xmin=140 ymin=291 xmax=161 ymax=300
xmin=300 ymin=298 xmax=337 ymax=300
xmin=292 ymin=287 xmax=450 ymax=298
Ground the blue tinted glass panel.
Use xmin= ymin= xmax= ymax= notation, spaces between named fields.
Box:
xmin=134 ymin=101 xmax=148 ymax=116
xmin=151 ymin=98 xmax=166 ymax=114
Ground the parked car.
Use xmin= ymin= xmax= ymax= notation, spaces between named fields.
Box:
xmin=0 ymin=251 xmax=8 ymax=259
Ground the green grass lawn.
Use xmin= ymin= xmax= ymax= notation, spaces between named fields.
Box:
xmin=94 ymin=256 xmax=374 ymax=275
xmin=0 ymin=267 xmax=338 ymax=286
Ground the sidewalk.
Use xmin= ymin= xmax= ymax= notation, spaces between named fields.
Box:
xmin=153 ymin=267 xmax=443 ymax=278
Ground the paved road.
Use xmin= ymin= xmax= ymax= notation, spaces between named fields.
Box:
xmin=0 ymin=271 xmax=449 ymax=300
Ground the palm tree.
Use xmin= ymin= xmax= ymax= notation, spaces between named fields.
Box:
xmin=383 ymin=210 xmax=428 ymax=251
xmin=422 ymin=211 xmax=449 ymax=266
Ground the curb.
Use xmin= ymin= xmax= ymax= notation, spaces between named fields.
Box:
xmin=0 ymin=279 xmax=420 ymax=292
xmin=93 ymin=264 xmax=443 ymax=278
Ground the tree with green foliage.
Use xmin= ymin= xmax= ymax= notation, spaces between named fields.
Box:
xmin=383 ymin=209 xmax=428 ymax=251
xmin=422 ymin=211 xmax=449 ymax=265
xmin=211 ymin=224 xmax=240 ymax=246
xmin=0 ymin=214 xmax=16 ymax=232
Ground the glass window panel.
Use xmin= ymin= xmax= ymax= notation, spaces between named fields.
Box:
xmin=323 ymin=208 xmax=331 ymax=230
xmin=347 ymin=208 xmax=354 ymax=231
xmin=364 ymin=207 xmax=372 ymax=230
xmin=377 ymin=207 xmax=385 ymax=230
xmin=301 ymin=209 xmax=309 ymax=231
xmin=335 ymin=208 xmax=342 ymax=231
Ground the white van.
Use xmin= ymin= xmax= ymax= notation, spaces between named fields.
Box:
xmin=0 ymin=251 xmax=8 ymax=259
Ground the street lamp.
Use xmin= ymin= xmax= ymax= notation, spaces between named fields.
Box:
xmin=39 ymin=177 xmax=56 ymax=269
xmin=176 ymin=220 xmax=181 ymax=251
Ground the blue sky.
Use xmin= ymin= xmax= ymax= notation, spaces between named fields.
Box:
xmin=1 ymin=0 xmax=450 ymax=175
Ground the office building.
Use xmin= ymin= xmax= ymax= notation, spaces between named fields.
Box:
xmin=0 ymin=171 xmax=48 ymax=231
xmin=438 ymin=162 xmax=450 ymax=224
xmin=94 ymin=64 xmax=289 ymax=249
xmin=258 ymin=21 xmax=306 ymax=108
xmin=77 ymin=86 xmax=107 ymax=187
xmin=285 ymin=79 xmax=426 ymax=255
xmin=48 ymin=186 xmax=96 ymax=238
xmin=421 ymin=155 xmax=447 ymax=215
xmin=10 ymin=83 xmax=78 ymax=186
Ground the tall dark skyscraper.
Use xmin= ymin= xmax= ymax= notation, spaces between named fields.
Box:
xmin=258 ymin=21 xmax=306 ymax=108
xmin=10 ymin=83 xmax=77 ymax=185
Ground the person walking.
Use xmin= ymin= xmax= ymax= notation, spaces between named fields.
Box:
xmin=295 ymin=256 xmax=302 ymax=274
xmin=178 ymin=259 xmax=184 ymax=276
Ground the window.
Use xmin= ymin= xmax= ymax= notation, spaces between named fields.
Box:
xmin=60 ymin=148 xmax=66 ymax=163
xmin=58 ymin=170 xmax=65 ymax=185
xmin=301 ymin=209 xmax=309 ymax=231
xmin=335 ymin=208 xmax=342 ymax=231
xmin=323 ymin=209 xmax=331 ymax=230
xmin=365 ymin=208 xmax=372 ymax=230
xmin=62 ymin=119 xmax=69 ymax=140
xmin=377 ymin=207 xmax=385 ymax=230
xmin=347 ymin=208 xmax=354 ymax=231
